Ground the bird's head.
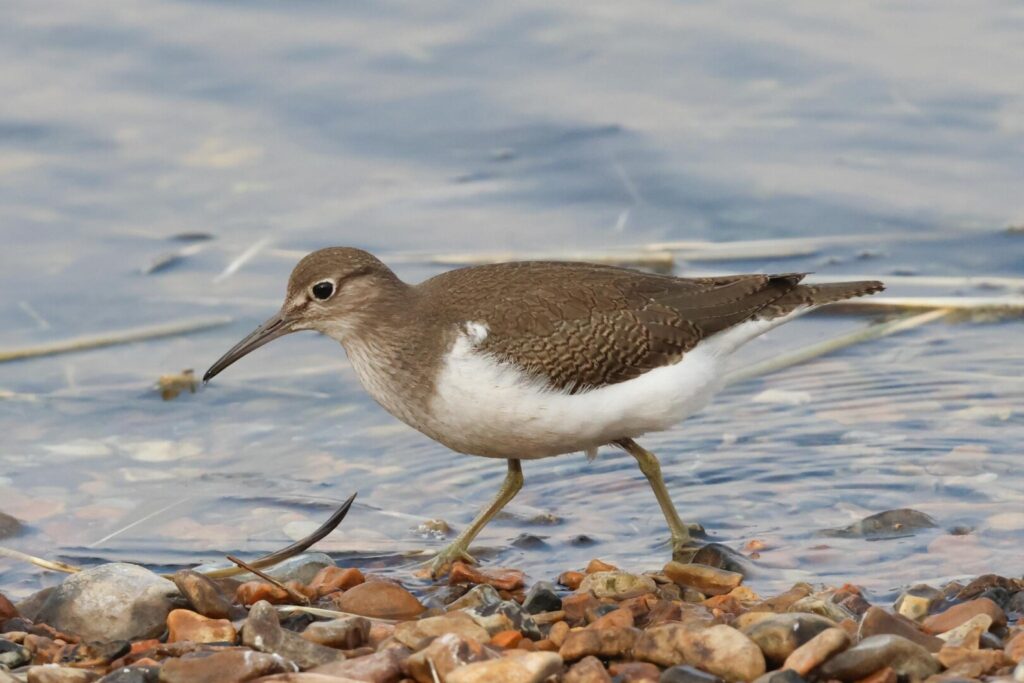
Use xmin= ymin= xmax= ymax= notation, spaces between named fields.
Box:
xmin=204 ymin=247 xmax=404 ymax=382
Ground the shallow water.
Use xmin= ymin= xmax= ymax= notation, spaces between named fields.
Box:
xmin=1 ymin=1 xmax=1023 ymax=601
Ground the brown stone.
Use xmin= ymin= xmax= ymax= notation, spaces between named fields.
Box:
xmin=565 ymin=655 xmax=613 ymax=683
xmin=562 ymin=592 xmax=600 ymax=626
xmin=242 ymin=601 xmax=344 ymax=669
xmin=307 ymin=567 xmax=365 ymax=597
xmin=578 ymin=572 xmax=657 ymax=601
xmin=859 ymin=606 xmax=944 ymax=653
xmin=589 ymin=607 xmax=634 ymax=629
xmin=235 ymin=581 xmax=291 ymax=606
xmin=170 ymin=570 xmax=241 ymax=620
xmin=25 ymin=667 xmax=99 ymax=683
xmin=559 ymin=627 xmax=639 ymax=661
xmin=158 ymin=649 xmax=292 ymax=683
xmin=633 ymin=623 xmax=688 ymax=667
xmin=166 ymin=609 xmax=236 ymax=644
xmin=1005 ymin=630 xmax=1024 ymax=664
xmin=585 ymin=559 xmax=619 ymax=574
xmin=752 ymin=583 xmax=813 ymax=613
xmin=783 ymin=627 xmax=851 ymax=676
xmin=936 ymin=645 xmax=1008 ymax=677
xmin=677 ymin=625 xmax=766 ymax=682
xmin=308 ymin=647 xmax=407 ymax=682
xmin=445 ymin=651 xmax=563 ymax=683
xmin=608 ymin=661 xmax=661 ymax=682
xmin=742 ymin=613 xmax=837 ymax=666
xmin=448 ymin=562 xmax=525 ymax=591
xmin=548 ymin=621 xmax=570 ymax=648
xmin=559 ymin=571 xmax=585 ymax=590
xmin=330 ymin=581 xmax=424 ymax=620
xmin=0 ymin=592 xmax=18 ymax=621
xmin=405 ymin=632 xmax=496 ymax=683
xmin=664 ymin=561 xmax=743 ymax=596
xmin=301 ymin=616 xmax=371 ymax=650
xmin=855 ymin=667 xmax=897 ymax=683
xmin=921 ymin=598 xmax=1005 ymax=634
xmin=392 ymin=611 xmax=488 ymax=651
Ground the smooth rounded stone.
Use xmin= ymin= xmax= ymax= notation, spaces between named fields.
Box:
xmin=1006 ymin=631 xmax=1024 ymax=664
xmin=578 ymin=571 xmax=656 ymax=600
xmin=565 ymin=655 xmax=613 ymax=683
xmin=741 ymin=613 xmax=837 ymax=666
xmin=393 ymin=611 xmax=489 ymax=651
xmin=159 ymin=649 xmax=295 ymax=682
xmin=449 ymin=562 xmax=525 ymax=591
xmin=0 ymin=512 xmax=22 ymax=540
xmin=466 ymin=600 xmax=542 ymax=639
xmin=247 ymin=675 xmax=361 ymax=683
xmin=922 ymin=597 xmax=1006 ymax=634
xmin=166 ymin=608 xmax=237 ymax=644
xmin=782 ymin=627 xmax=851 ymax=676
xmin=0 ymin=592 xmax=16 ymax=621
xmin=405 ymin=632 xmax=498 ymax=683
xmin=937 ymin=613 xmax=992 ymax=648
xmin=609 ymin=661 xmax=661 ymax=681
xmin=688 ymin=544 xmax=751 ymax=576
xmin=560 ymin=627 xmax=639 ymax=661
xmin=787 ymin=596 xmax=854 ymax=623
xmin=170 ymin=570 xmax=242 ymax=620
xmin=35 ymin=563 xmax=179 ymax=642
xmin=522 ymin=581 xmax=561 ymax=615
xmin=242 ymin=601 xmax=344 ymax=669
xmin=893 ymin=586 xmax=939 ymax=623
xmin=821 ymin=508 xmax=938 ymax=539
xmin=307 ymin=567 xmax=364 ymax=598
xmin=331 ymin=581 xmax=424 ymax=620
xmin=678 ymin=625 xmax=766 ymax=682
xmin=660 ymin=664 xmax=724 ymax=683
xmin=446 ymin=651 xmax=563 ymax=683
xmin=446 ymin=584 xmax=501 ymax=612
xmin=25 ymin=666 xmax=99 ymax=682
xmin=301 ymin=616 xmax=370 ymax=650
xmin=308 ymin=647 xmax=407 ymax=681
xmin=663 ymin=562 xmax=742 ymax=597
xmin=859 ymin=606 xmax=944 ymax=652
xmin=1 ymin=637 xmax=30 ymax=667
xmin=819 ymin=634 xmax=941 ymax=681
xmin=96 ymin=667 xmax=160 ymax=683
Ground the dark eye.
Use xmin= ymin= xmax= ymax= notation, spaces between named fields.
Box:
xmin=311 ymin=281 xmax=334 ymax=300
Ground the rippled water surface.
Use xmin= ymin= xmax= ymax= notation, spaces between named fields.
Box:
xmin=2 ymin=1 xmax=1023 ymax=600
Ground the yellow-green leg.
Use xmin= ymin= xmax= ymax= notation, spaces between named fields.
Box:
xmin=427 ymin=458 xmax=524 ymax=578
xmin=617 ymin=438 xmax=694 ymax=556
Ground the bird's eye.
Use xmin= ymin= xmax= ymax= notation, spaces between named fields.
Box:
xmin=311 ymin=281 xmax=335 ymax=300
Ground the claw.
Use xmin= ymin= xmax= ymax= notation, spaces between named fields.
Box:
xmin=423 ymin=542 xmax=477 ymax=579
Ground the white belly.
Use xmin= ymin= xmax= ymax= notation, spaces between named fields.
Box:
xmin=425 ymin=331 xmax=733 ymax=459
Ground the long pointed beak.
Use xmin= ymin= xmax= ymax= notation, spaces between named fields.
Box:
xmin=203 ymin=311 xmax=295 ymax=383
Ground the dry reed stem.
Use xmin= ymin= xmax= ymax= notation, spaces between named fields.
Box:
xmin=726 ymin=308 xmax=952 ymax=385
xmin=0 ymin=316 xmax=233 ymax=364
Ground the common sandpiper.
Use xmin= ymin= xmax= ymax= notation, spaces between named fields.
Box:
xmin=204 ymin=247 xmax=883 ymax=576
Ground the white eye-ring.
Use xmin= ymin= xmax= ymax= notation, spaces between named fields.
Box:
xmin=311 ymin=280 xmax=335 ymax=300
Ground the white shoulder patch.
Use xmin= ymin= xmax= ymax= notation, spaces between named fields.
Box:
xmin=463 ymin=321 xmax=489 ymax=344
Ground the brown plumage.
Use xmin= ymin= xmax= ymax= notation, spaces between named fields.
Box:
xmin=417 ymin=262 xmax=883 ymax=393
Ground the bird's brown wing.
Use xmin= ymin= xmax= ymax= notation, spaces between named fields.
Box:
xmin=422 ymin=261 xmax=809 ymax=393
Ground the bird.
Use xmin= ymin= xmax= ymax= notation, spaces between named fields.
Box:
xmin=204 ymin=247 xmax=884 ymax=577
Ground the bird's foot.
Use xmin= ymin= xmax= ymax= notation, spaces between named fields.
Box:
xmin=669 ymin=528 xmax=704 ymax=563
xmin=422 ymin=541 xmax=476 ymax=579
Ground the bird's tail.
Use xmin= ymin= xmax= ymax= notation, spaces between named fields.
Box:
xmin=758 ymin=279 xmax=884 ymax=320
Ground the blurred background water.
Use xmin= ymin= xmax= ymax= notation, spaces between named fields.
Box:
xmin=1 ymin=1 xmax=1022 ymax=601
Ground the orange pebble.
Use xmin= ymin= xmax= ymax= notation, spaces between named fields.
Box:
xmin=585 ymin=559 xmax=618 ymax=574
xmin=308 ymin=566 xmax=365 ymax=597
xmin=558 ymin=571 xmax=585 ymax=590
xmin=234 ymin=580 xmax=290 ymax=606
xmin=490 ymin=629 xmax=523 ymax=648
